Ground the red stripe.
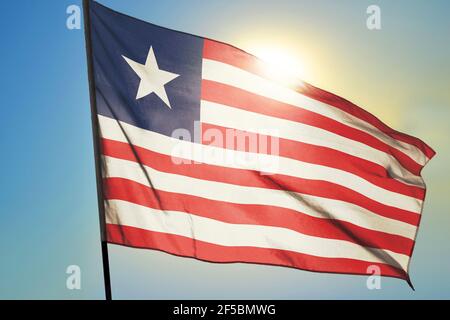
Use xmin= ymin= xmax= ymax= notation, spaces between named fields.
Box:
xmin=103 ymin=177 xmax=414 ymax=256
xmin=101 ymin=138 xmax=421 ymax=225
xmin=107 ymin=224 xmax=408 ymax=279
xmin=202 ymin=39 xmax=436 ymax=161
xmin=202 ymin=80 xmax=422 ymax=175
xmin=200 ymin=122 xmax=425 ymax=200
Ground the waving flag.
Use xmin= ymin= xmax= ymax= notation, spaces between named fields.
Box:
xmin=86 ymin=0 xmax=435 ymax=285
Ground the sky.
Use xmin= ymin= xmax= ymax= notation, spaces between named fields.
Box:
xmin=0 ymin=0 xmax=449 ymax=299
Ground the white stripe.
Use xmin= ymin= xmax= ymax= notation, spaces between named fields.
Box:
xmin=202 ymin=58 xmax=428 ymax=166
xmin=201 ymin=100 xmax=422 ymax=187
xmin=98 ymin=115 xmax=423 ymax=214
xmin=102 ymin=155 xmax=417 ymax=240
xmin=106 ymin=199 xmax=410 ymax=270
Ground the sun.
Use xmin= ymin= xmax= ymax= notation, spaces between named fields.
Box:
xmin=247 ymin=45 xmax=307 ymax=88
xmin=253 ymin=46 xmax=305 ymax=76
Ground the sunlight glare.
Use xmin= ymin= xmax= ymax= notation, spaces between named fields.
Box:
xmin=250 ymin=46 xmax=306 ymax=88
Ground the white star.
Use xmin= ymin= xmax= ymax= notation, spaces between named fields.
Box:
xmin=122 ymin=46 xmax=179 ymax=109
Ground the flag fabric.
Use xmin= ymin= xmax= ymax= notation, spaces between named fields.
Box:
xmin=88 ymin=1 xmax=435 ymax=282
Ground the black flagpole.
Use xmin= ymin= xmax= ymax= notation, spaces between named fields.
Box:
xmin=82 ymin=0 xmax=113 ymax=300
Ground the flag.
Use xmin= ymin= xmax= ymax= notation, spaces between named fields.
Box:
xmin=87 ymin=1 xmax=435 ymax=283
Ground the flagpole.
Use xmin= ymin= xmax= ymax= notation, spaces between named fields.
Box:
xmin=82 ymin=0 xmax=113 ymax=301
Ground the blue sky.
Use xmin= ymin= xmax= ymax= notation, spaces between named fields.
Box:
xmin=0 ymin=0 xmax=449 ymax=299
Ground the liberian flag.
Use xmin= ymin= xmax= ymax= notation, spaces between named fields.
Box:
xmin=87 ymin=1 xmax=435 ymax=284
